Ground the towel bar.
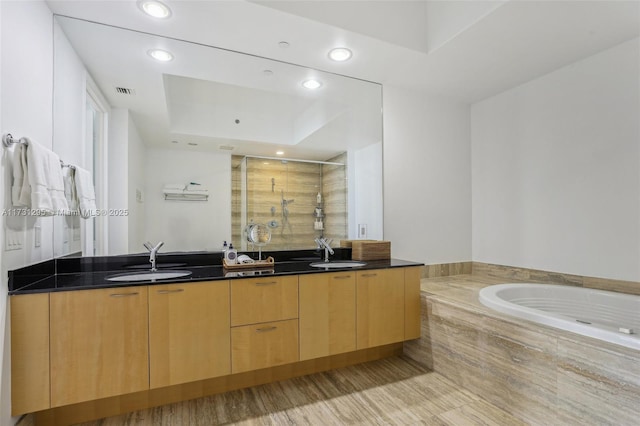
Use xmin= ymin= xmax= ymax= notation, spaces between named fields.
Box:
xmin=3 ymin=134 xmax=78 ymax=172
xmin=2 ymin=133 xmax=29 ymax=147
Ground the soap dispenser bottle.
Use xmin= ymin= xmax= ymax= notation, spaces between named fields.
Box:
xmin=225 ymin=243 xmax=238 ymax=265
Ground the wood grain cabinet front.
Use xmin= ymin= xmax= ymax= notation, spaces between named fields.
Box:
xmin=231 ymin=319 xmax=299 ymax=373
xmin=49 ymin=287 xmax=149 ymax=407
xmin=11 ymin=293 xmax=50 ymax=415
xmin=404 ymin=266 xmax=422 ymax=340
xmin=230 ymin=275 xmax=298 ymax=326
xmin=356 ymin=268 xmax=406 ymax=349
xmin=148 ymin=281 xmax=231 ymax=388
xmin=299 ymin=272 xmax=356 ymax=360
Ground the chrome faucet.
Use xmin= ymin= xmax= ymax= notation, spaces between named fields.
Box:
xmin=145 ymin=241 xmax=164 ymax=271
xmin=315 ymin=237 xmax=334 ymax=262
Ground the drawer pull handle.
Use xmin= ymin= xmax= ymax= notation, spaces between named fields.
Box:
xmin=334 ymin=276 xmax=352 ymax=280
xmin=361 ymin=273 xmax=378 ymax=277
xmin=110 ymin=292 xmax=139 ymax=297
xmin=157 ymin=289 xmax=185 ymax=294
xmin=255 ymin=281 xmax=277 ymax=286
xmin=256 ymin=326 xmax=277 ymax=333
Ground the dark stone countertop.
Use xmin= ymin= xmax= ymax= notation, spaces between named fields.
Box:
xmin=8 ymin=249 xmax=423 ymax=295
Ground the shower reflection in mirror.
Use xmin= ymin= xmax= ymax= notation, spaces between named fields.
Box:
xmin=233 ymin=155 xmax=347 ymax=251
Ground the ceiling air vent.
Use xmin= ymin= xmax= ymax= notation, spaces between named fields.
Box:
xmin=115 ymin=87 xmax=136 ymax=95
xmin=219 ymin=145 xmax=235 ymax=151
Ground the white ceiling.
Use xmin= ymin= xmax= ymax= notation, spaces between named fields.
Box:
xmin=47 ymin=0 xmax=640 ymax=103
xmin=54 ymin=13 xmax=382 ymax=159
xmin=48 ymin=0 xmax=639 ymax=158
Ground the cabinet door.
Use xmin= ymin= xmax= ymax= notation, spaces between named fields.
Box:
xmin=149 ymin=281 xmax=231 ymax=388
xmin=231 ymin=319 xmax=298 ymax=373
xmin=356 ymin=268 xmax=405 ymax=349
xmin=11 ymin=293 xmax=50 ymax=415
xmin=299 ymin=272 xmax=356 ymax=360
xmin=404 ymin=267 xmax=422 ymax=339
xmin=50 ymin=287 xmax=149 ymax=407
xmin=230 ymin=275 xmax=298 ymax=326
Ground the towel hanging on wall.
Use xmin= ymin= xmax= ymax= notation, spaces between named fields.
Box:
xmin=24 ymin=138 xmax=69 ymax=214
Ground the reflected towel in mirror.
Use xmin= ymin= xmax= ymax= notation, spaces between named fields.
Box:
xmin=73 ymin=166 xmax=97 ymax=218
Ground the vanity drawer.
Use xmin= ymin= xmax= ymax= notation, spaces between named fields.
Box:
xmin=230 ymin=276 xmax=298 ymax=326
xmin=231 ymin=319 xmax=299 ymax=373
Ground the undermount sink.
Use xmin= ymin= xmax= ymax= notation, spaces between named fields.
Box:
xmin=309 ymin=261 xmax=367 ymax=269
xmin=106 ymin=270 xmax=193 ymax=282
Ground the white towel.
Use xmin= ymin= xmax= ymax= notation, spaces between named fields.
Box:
xmin=162 ymin=188 xmax=185 ymax=196
xmin=73 ymin=166 xmax=96 ymax=219
xmin=164 ymin=183 xmax=186 ymax=191
xmin=185 ymin=184 xmax=208 ymax=193
xmin=24 ymin=139 xmax=69 ymax=215
xmin=63 ymin=167 xmax=78 ymax=212
xmin=10 ymin=143 xmax=29 ymax=206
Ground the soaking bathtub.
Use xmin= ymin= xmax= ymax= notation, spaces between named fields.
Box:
xmin=479 ymin=283 xmax=640 ymax=350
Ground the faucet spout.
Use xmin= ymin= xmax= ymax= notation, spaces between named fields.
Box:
xmin=315 ymin=237 xmax=334 ymax=262
xmin=145 ymin=241 xmax=164 ymax=271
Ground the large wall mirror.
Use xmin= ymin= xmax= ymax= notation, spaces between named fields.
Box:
xmin=52 ymin=15 xmax=383 ymax=257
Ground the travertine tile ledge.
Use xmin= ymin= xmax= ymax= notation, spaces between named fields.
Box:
xmin=419 ymin=275 xmax=640 ymax=358
xmin=406 ymin=274 xmax=640 ymax=425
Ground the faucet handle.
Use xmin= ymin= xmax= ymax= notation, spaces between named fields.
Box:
xmin=153 ymin=241 xmax=165 ymax=251
xmin=143 ymin=242 xmax=153 ymax=252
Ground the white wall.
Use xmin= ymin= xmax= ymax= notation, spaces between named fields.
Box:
xmin=0 ymin=2 xmax=54 ymax=424
xmin=350 ymin=142 xmax=383 ymax=240
xmin=107 ymin=109 xmax=129 ymax=254
xmin=144 ymin=148 xmax=231 ymax=252
xmin=383 ymin=86 xmax=472 ymax=264
xmin=52 ymin=19 xmax=87 ymax=257
xmin=472 ymin=38 xmax=640 ymax=282
xmin=127 ymin=115 xmax=146 ymax=253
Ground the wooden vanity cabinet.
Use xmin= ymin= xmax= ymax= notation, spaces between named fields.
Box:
xmin=404 ymin=266 xmax=422 ymax=339
xmin=11 ymin=293 xmax=50 ymax=415
xmin=49 ymin=287 xmax=149 ymax=407
xmin=356 ymin=268 xmax=406 ymax=349
xmin=230 ymin=275 xmax=298 ymax=326
xmin=230 ymin=275 xmax=299 ymax=372
xmin=11 ymin=264 xmax=421 ymax=419
xmin=231 ymin=319 xmax=299 ymax=373
xmin=299 ymin=272 xmax=356 ymax=360
xmin=148 ymin=281 xmax=230 ymax=388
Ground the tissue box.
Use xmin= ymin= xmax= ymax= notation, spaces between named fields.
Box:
xmin=344 ymin=240 xmax=391 ymax=261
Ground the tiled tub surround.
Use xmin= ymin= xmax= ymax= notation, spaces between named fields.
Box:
xmin=473 ymin=262 xmax=640 ymax=296
xmin=405 ymin=274 xmax=640 ymax=426
xmin=479 ymin=283 xmax=640 ymax=350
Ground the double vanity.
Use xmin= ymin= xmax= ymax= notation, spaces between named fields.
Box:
xmin=9 ymin=249 xmax=422 ymax=424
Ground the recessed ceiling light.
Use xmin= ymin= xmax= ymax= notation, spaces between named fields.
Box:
xmin=137 ymin=0 xmax=172 ymax=19
xmin=278 ymin=41 xmax=290 ymax=49
xmin=263 ymin=69 xmax=274 ymax=76
xmin=188 ymin=142 xmax=198 ymax=146
xmin=328 ymin=47 xmax=352 ymax=62
xmin=276 ymin=151 xmax=285 ymax=156
xmin=302 ymin=79 xmax=322 ymax=90
xmin=171 ymin=140 xmax=179 ymax=144
xmin=147 ymin=49 xmax=173 ymax=62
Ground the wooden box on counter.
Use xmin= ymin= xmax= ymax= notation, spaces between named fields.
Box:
xmin=340 ymin=240 xmax=391 ymax=261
